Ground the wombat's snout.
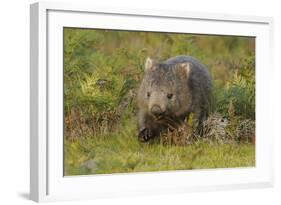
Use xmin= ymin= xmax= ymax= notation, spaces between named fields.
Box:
xmin=151 ymin=105 xmax=164 ymax=117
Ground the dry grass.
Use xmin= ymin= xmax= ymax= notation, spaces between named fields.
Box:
xmin=161 ymin=113 xmax=255 ymax=146
xmin=64 ymin=107 xmax=120 ymax=141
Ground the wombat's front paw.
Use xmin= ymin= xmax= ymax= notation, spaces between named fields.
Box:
xmin=138 ymin=128 xmax=154 ymax=142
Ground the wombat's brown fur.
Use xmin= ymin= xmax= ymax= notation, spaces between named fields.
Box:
xmin=137 ymin=55 xmax=212 ymax=142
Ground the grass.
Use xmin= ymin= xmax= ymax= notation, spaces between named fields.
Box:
xmin=64 ymin=119 xmax=255 ymax=176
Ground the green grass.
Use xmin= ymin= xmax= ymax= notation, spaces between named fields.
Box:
xmin=64 ymin=119 xmax=255 ymax=176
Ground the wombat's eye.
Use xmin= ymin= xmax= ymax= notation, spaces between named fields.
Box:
xmin=147 ymin=92 xmax=151 ymax=97
xmin=167 ymin=93 xmax=173 ymax=99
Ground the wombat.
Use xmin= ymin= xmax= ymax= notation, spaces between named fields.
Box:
xmin=137 ymin=55 xmax=212 ymax=142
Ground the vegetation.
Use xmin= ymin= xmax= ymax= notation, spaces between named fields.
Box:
xmin=63 ymin=28 xmax=255 ymax=176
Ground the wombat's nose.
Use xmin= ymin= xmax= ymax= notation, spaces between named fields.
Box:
xmin=151 ymin=105 xmax=163 ymax=116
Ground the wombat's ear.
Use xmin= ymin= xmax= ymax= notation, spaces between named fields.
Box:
xmin=144 ymin=57 xmax=154 ymax=72
xmin=176 ymin=63 xmax=191 ymax=79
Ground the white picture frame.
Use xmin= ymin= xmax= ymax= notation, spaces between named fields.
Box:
xmin=30 ymin=1 xmax=274 ymax=202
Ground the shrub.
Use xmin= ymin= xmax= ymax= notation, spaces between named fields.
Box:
xmin=213 ymin=56 xmax=255 ymax=120
xmin=63 ymin=28 xmax=255 ymax=142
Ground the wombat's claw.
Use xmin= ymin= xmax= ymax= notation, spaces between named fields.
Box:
xmin=138 ymin=129 xmax=153 ymax=142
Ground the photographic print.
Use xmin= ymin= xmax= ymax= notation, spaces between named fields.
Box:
xmin=63 ymin=28 xmax=255 ymax=176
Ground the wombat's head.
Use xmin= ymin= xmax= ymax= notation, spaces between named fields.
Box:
xmin=138 ymin=57 xmax=192 ymax=122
